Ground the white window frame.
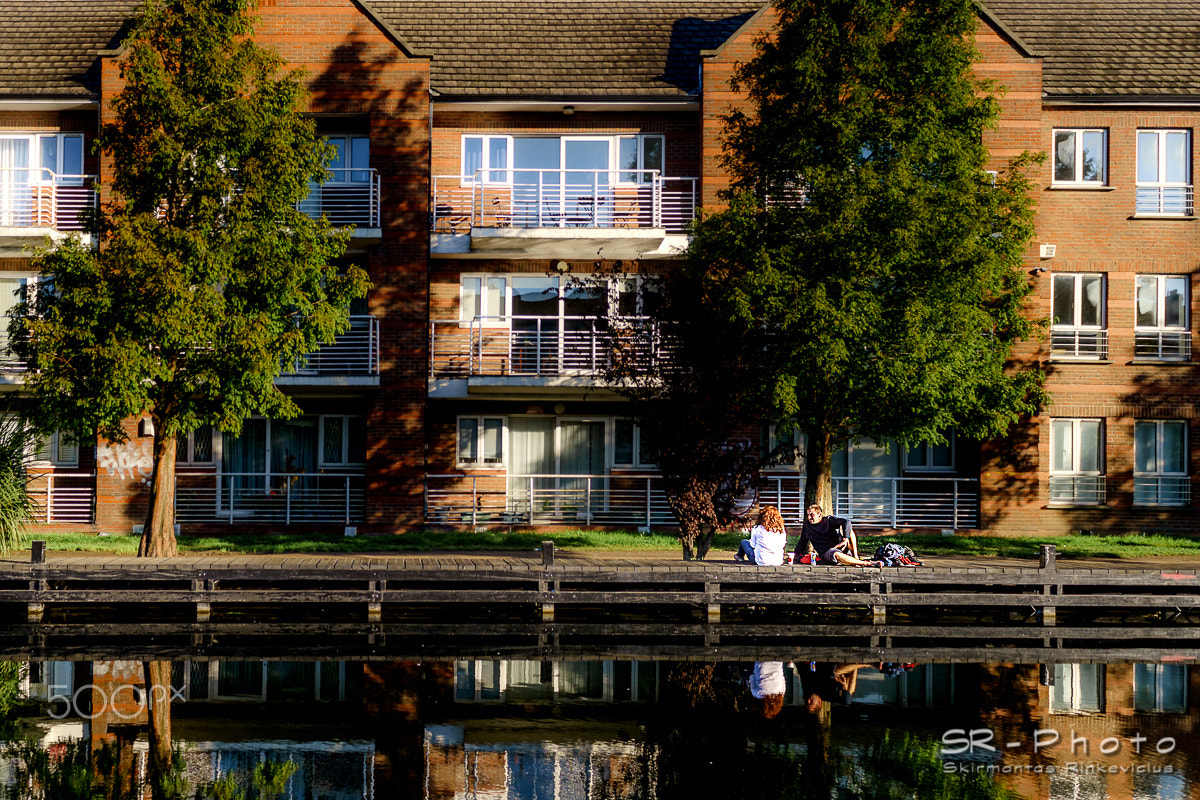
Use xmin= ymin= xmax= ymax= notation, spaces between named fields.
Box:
xmin=1136 ymin=129 xmax=1192 ymax=215
xmin=1051 ymin=273 xmax=1107 ymax=359
xmin=176 ymin=425 xmax=214 ymax=465
xmin=1052 ymin=273 xmax=1106 ymax=331
xmin=1134 ymin=664 xmax=1188 ymax=713
xmin=616 ymin=134 xmax=665 ymax=184
xmin=1050 ymin=663 xmax=1105 ymax=714
xmin=611 ymin=418 xmax=656 ymax=469
xmin=1134 ymin=419 xmax=1189 ymax=507
xmin=1135 ymin=274 xmax=1189 ymax=332
xmin=323 ymin=135 xmax=371 ymax=184
xmin=763 ymin=425 xmax=806 ymax=471
xmin=461 ymin=134 xmax=513 ymax=184
xmin=457 ymin=415 xmax=505 ymax=468
xmin=459 ymin=274 xmax=509 ymax=326
xmin=32 ymin=429 xmax=78 ymax=468
xmin=318 ymin=415 xmax=365 ymax=467
xmin=1051 ymin=128 xmax=1107 ymax=185
xmin=1049 ymin=418 xmax=1105 ymax=505
xmin=904 ymin=431 xmax=956 ymax=472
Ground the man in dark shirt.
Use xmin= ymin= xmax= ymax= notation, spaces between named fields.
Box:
xmin=794 ymin=504 xmax=878 ymax=566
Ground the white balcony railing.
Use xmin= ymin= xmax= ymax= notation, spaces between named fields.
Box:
xmin=1136 ymin=185 xmax=1194 ymax=216
xmin=297 ymin=169 xmax=380 ymax=227
xmin=28 ymin=471 xmax=94 ymax=524
xmin=1050 ymin=329 xmax=1108 ymax=359
xmin=425 ymin=474 xmax=981 ymax=530
xmin=1135 ymin=330 xmax=1192 ymax=360
xmin=1134 ymin=476 xmax=1191 ymax=506
xmin=432 ymin=170 xmax=698 ymax=234
xmin=430 ymin=316 xmax=669 ymax=378
xmin=284 ymin=315 xmax=379 ymax=377
xmin=1048 ymin=474 xmax=1106 ymax=505
xmin=176 ymin=471 xmax=365 ymax=524
xmin=0 ymin=169 xmax=96 ymax=231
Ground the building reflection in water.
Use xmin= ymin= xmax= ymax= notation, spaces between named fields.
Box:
xmin=2 ymin=656 xmax=1197 ymax=799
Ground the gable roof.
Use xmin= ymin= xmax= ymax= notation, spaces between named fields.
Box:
xmin=983 ymin=0 xmax=1200 ymax=100
xmin=0 ymin=1 xmax=138 ymax=97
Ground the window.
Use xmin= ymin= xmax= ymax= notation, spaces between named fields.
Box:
xmin=613 ymin=419 xmax=656 ymax=468
xmin=1135 ymin=275 xmax=1190 ymax=359
xmin=325 ymin=135 xmax=370 ymax=183
xmin=1134 ymin=420 xmax=1188 ymax=506
xmin=1050 ymin=663 xmax=1104 ymax=713
xmin=460 ymin=275 xmax=508 ymax=323
xmin=904 ymin=432 xmax=955 ymax=472
xmin=176 ymin=426 xmax=214 ymax=464
xmin=1137 ymin=129 xmax=1192 ymax=215
xmin=458 ymin=416 xmax=504 ymax=467
xmin=617 ymin=135 xmax=664 ymax=183
xmin=1051 ymin=273 xmax=1106 ymax=358
xmin=1050 ymin=419 xmax=1105 ymax=504
xmin=37 ymin=134 xmax=85 ymax=183
xmin=33 ymin=429 xmax=78 ymax=467
xmin=319 ymin=415 xmax=366 ymax=466
xmin=1134 ymin=664 xmax=1187 ymax=713
xmin=1052 ymin=128 xmax=1106 ymax=185
xmin=762 ymin=425 xmax=806 ymax=470
xmin=462 ymin=135 xmax=511 ymax=183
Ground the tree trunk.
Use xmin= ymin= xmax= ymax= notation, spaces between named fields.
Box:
xmin=804 ymin=427 xmax=834 ymax=513
xmin=138 ymin=425 xmax=178 ymax=558
xmin=143 ymin=659 xmax=174 ymax=800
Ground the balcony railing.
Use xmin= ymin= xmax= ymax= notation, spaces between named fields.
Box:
xmin=0 ymin=169 xmax=96 ymax=231
xmin=1134 ymin=476 xmax=1190 ymax=506
xmin=432 ymin=170 xmax=698 ymax=234
xmin=283 ymin=315 xmax=379 ymax=377
xmin=1048 ymin=474 xmax=1106 ymax=505
xmin=176 ymin=471 xmax=365 ymax=524
xmin=1136 ymin=185 xmax=1194 ymax=216
xmin=430 ymin=316 xmax=668 ymax=378
xmin=297 ymin=169 xmax=380 ymax=227
xmin=1135 ymin=330 xmax=1192 ymax=360
xmin=27 ymin=471 xmax=94 ymax=524
xmin=425 ymin=474 xmax=981 ymax=530
xmin=1050 ymin=329 xmax=1108 ymax=359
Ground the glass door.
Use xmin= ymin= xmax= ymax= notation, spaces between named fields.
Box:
xmin=510 ymin=277 xmax=559 ymax=375
xmin=557 ymin=420 xmax=606 ymax=520
xmin=563 ymin=138 xmax=611 ymax=226
xmin=221 ymin=419 xmax=267 ymax=515
xmin=0 ymin=137 xmax=31 ymax=227
xmin=513 ymin=137 xmax=561 ymax=226
xmin=507 ymin=417 xmax=556 ymax=517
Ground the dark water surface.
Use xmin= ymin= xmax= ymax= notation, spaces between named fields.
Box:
xmin=1 ymin=630 xmax=1196 ymax=799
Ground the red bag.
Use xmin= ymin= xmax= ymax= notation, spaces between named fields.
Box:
xmin=798 ymin=554 xmax=813 ymax=565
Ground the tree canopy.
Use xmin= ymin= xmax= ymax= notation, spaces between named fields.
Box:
xmin=14 ymin=0 xmax=369 ymax=556
xmin=683 ymin=0 xmax=1046 ymax=510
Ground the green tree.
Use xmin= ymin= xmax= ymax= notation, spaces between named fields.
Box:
xmin=13 ymin=0 xmax=369 ymax=557
xmin=687 ymin=0 xmax=1046 ymax=510
xmin=0 ymin=415 xmax=38 ymax=554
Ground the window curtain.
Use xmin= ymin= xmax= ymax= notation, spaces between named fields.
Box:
xmin=0 ymin=139 xmax=29 ymax=226
xmin=508 ymin=417 xmax=555 ymax=514
xmin=558 ymin=421 xmax=605 ymax=515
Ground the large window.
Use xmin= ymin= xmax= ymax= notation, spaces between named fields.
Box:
xmin=176 ymin=426 xmax=214 ymax=465
xmin=1050 ymin=418 xmax=1105 ymax=505
xmin=1134 ymin=420 xmax=1188 ymax=506
xmin=324 ymin=135 xmax=370 ymax=183
xmin=904 ymin=432 xmax=955 ymax=472
xmin=33 ymin=429 xmax=78 ymax=467
xmin=1135 ymin=275 xmax=1190 ymax=359
xmin=613 ymin=419 xmax=656 ymax=468
xmin=461 ymin=134 xmax=665 ymax=185
xmin=1051 ymin=273 xmax=1106 ymax=358
xmin=1053 ymin=128 xmax=1106 ymax=185
xmin=1134 ymin=663 xmax=1187 ymax=713
xmin=1137 ymin=129 xmax=1192 ymax=215
xmin=1050 ymin=663 xmax=1105 ymax=713
xmin=457 ymin=416 xmax=504 ymax=467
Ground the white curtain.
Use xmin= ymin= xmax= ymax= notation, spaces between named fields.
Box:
xmin=507 ymin=417 xmax=555 ymax=513
xmin=0 ymin=139 xmax=30 ymax=226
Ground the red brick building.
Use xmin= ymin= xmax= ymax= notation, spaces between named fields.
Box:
xmin=0 ymin=1 xmax=1196 ymax=538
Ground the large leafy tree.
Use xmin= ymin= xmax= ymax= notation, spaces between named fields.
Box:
xmin=685 ymin=0 xmax=1046 ymax=510
xmin=14 ymin=0 xmax=369 ymax=557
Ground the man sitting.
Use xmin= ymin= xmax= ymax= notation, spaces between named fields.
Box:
xmin=794 ymin=504 xmax=878 ymax=566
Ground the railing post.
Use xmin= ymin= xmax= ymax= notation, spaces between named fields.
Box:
xmin=528 ymin=476 xmax=535 ymax=525
xmin=345 ymin=477 xmax=351 ymax=524
xmin=891 ymin=478 xmax=898 ymax=528
xmin=953 ymin=480 xmax=960 ymax=529
xmin=471 ymin=477 xmax=478 ymax=528
xmin=44 ymin=474 xmax=52 ymax=523
xmin=652 ymin=174 xmax=662 ymax=227
xmin=536 ymin=317 xmax=543 ymax=375
xmin=645 ymin=476 xmax=652 ymax=528
xmin=585 ymin=477 xmax=592 ymax=524
xmin=285 ymin=479 xmax=291 ymax=525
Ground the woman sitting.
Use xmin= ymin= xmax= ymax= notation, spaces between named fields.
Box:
xmin=734 ymin=505 xmax=788 ymax=566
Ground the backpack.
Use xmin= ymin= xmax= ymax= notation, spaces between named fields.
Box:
xmin=872 ymin=542 xmax=922 ymax=567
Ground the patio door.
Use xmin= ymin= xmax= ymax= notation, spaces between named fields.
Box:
xmin=558 ymin=420 xmax=605 ymax=520
xmin=506 ymin=417 xmax=606 ymax=520
xmin=507 ymin=417 xmax=555 ymax=516
xmin=563 ymin=138 xmax=611 ymax=226
xmin=510 ymin=276 xmax=559 ymax=375
xmin=0 ymin=137 xmax=31 ymax=227
xmin=221 ymin=419 xmax=267 ymax=514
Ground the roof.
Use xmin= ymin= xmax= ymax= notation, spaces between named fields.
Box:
xmin=0 ymin=1 xmax=137 ymax=97
xmin=370 ymin=1 xmax=764 ymax=98
xmin=983 ymin=0 xmax=1200 ymax=99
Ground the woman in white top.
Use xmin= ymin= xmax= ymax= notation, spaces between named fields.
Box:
xmin=734 ymin=505 xmax=788 ymax=566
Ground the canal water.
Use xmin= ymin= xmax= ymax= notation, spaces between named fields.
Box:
xmin=0 ymin=644 xmax=1195 ymax=799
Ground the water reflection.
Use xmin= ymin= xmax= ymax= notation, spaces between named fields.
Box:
xmin=0 ymin=650 xmax=1197 ymax=799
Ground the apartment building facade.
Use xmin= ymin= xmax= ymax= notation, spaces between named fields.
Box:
xmin=0 ymin=0 xmax=1195 ymax=538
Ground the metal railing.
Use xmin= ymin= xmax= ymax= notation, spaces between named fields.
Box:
xmin=425 ymin=473 xmax=981 ymax=530
xmin=1136 ymin=185 xmax=1194 ymax=216
xmin=1135 ymin=330 xmax=1192 ymax=360
xmin=1133 ymin=476 xmax=1190 ymax=506
xmin=429 ymin=316 xmax=668 ymax=378
xmin=1048 ymin=474 xmax=1106 ymax=505
xmin=432 ymin=170 xmax=698 ymax=234
xmin=27 ymin=471 xmax=94 ymax=524
xmin=0 ymin=169 xmax=96 ymax=230
xmin=175 ymin=471 xmax=365 ymax=524
xmin=1050 ymin=329 xmax=1108 ymax=359
xmin=297 ymin=168 xmax=380 ymax=227
xmin=284 ymin=315 xmax=379 ymax=376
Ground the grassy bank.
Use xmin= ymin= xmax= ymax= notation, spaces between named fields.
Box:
xmin=13 ymin=528 xmax=1200 ymax=561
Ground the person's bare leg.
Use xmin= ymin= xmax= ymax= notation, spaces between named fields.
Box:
xmin=831 ymin=550 xmax=878 ymax=567
xmin=846 ymin=530 xmax=860 ymax=559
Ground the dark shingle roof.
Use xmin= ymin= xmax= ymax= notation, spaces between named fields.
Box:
xmin=983 ymin=0 xmax=1200 ymax=99
xmin=370 ymin=1 xmax=764 ymax=97
xmin=0 ymin=1 xmax=138 ymax=97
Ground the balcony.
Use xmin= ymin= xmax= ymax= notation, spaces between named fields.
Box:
xmin=429 ymin=315 xmax=667 ymax=397
xmin=28 ymin=470 xmax=94 ymax=524
xmin=0 ymin=169 xmax=97 ymax=255
xmin=1135 ymin=330 xmax=1192 ymax=361
xmin=277 ymin=315 xmax=380 ymax=387
xmin=431 ymin=169 xmax=697 ymax=259
xmin=1135 ymin=185 xmax=1194 ymax=216
xmin=297 ymin=168 xmax=381 ymax=243
xmin=176 ymin=470 xmax=365 ymax=524
xmin=1050 ymin=329 xmax=1108 ymax=359
xmin=425 ymin=474 xmax=980 ymax=530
